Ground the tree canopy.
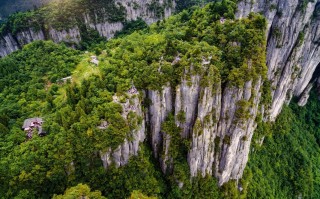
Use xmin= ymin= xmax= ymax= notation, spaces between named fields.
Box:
xmin=0 ymin=1 xmax=292 ymax=198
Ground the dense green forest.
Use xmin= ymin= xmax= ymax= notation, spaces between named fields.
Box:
xmin=0 ymin=0 xmax=320 ymax=198
xmin=0 ymin=1 xmax=266 ymax=198
xmin=244 ymin=91 xmax=320 ymax=199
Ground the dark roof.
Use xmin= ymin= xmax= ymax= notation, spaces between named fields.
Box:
xmin=38 ymin=126 xmax=46 ymax=136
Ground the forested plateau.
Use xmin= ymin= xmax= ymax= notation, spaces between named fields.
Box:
xmin=1 ymin=0 xmax=320 ymax=199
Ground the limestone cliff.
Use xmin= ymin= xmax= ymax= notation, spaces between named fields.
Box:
xmin=2 ymin=0 xmax=320 ymax=188
xmin=116 ymin=0 xmax=320 ymax=186
xmin=145 ymin=54 xmax=264 ymax=185
xmin=100 ymin=89 xmax=146 ymax=169
xmin=237 ymin=0 xmax=320 ymax=119
xmin=184 ymin=0 xmax=320 ymax=185
xmin=0 ymin=0 xmax=174 ymax=57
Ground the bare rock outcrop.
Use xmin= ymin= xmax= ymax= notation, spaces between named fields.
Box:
xmin=100 ymin=89 xmax=145 ymax=169
xmin=96 ymin=0 xmax=320 ymax=187
xmin=2 ymin=0 xmax=320 ymax=188
xmin=0 ymin=0 xmax=174 ymax=57
xmin=145 ymin=54 xmax=264 ymax=185
xmin=238 ymin=0 xmax=320 ymax=119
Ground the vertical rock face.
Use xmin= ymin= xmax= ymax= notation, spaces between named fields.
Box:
xmin=147 ymin=86 xmax=173 ymax=173
xmin=100 ymin=91 xmax=145 ymax=169
xmin=175 ymin=74 xmax=201 ymax=138
xmin=2 ymin=0 xmax=320 ymax=187
xmin=88 ymin=21 xmax=123 ymax=40
xmin=298 ymin=81 xmax=314 ymax=106
xmin=98 ymin=0 xmax=320 ymax=186
xmin=0 ymin=34 xmax=20 ymax=57
xmin=237 ymin=0 xmax=320 ymax=120
xmin=215 ymin=79 xmax=262 ymax=185
xmin=16 ymin=29 xmax=45 ymax=46
xmin=145 ymin=57 xmax=263 ymax=185
xmin=188 ymin=75 xmax=221 ymax=178
xmin=49 ymin=28 xmax=81 ymax=44
xmin=116 ymin=0 xmax=174 ymax=24
xmin=0 ymin=0 xmax=174 ymax=57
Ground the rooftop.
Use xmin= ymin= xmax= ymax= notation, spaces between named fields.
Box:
xmin=22 ymin=117 xmax=43 ymax=129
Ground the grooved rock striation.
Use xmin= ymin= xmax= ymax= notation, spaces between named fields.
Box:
xmin=100 ymin=90 xmax=146 ymax=169
xmin=0 ymin=0 xmax=174 ymax=57
xmin=2 ymin=0 xmax=320 ymax=187
xmin=144 ymin=56 xmax=263 ymax=185
xmin=106 ymin=0 xmax=320 ymax=186
xmin=237 ymin=0 xmax=320 ymax=119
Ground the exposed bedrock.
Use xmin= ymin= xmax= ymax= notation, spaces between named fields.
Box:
xmin=88 ymin=0 xmax=320 ymax=187
xmin=2 ymin=0 xmax=320 ymax=187
xmin=237 ymin=0 xmax=320 ymax=119
xmin=100 ymin=91 xmax=146 ymax=169
xmin=0 ymin=0 xmax=174 ymax=57
xmin=146 ymin=58 xmax=263 ymax=185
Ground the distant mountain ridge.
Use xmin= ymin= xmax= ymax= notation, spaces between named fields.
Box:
xmin=0 ymin=0 xmax=174 ymax=57
xmin=0 ymin=0 xmax=49 ymax=20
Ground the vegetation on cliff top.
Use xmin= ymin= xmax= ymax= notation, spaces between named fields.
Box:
xmin=0 ymin=0 xmax=126 ymax=34
xmin=1 ymin=0 xmax=318 ymax=199
xmin=0 ymin=1 xmax=269 ymax=198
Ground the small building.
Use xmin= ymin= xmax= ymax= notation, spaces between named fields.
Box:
xmin=90 ymin=55 xmax=99 ymax=65
xmin=22 ymin=118 xmax=46 ymax=138
xmin=57 ymin=76 xmax=72 ymax=84
xmin=220 ymin=17 xmax=226 ymax=24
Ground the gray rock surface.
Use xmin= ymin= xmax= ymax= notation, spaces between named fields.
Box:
xmin=91 ymin=0 xmax=320 ymax=186
xmin=49 ymin=28 xmax=81 ymax=44
xmin=216 ymin=79 xmax=262 ymax=185
xmin=147 ymin=85 xmax=173 ymax=173
xmin=145 ymin=56 xmax=263 ymax=185
xmin=0 ymin=0 xmax=174 ymax=57
xmin=188 ymin=73 xmax=221 ymax=178
xmin=0 ymin=33 xmax=19 ymax=57
xmin=175 ymin=74 xmax=201 ymax=138
xmin=237 ymin=0 xmax=320 ymax=119
xmin=2 ymin=0 xmax=320 ymax=187
xmin=100 ymin=90 xmax=145 ymax=169
xmin=298 ymin=81 xmax=314 ymax=106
